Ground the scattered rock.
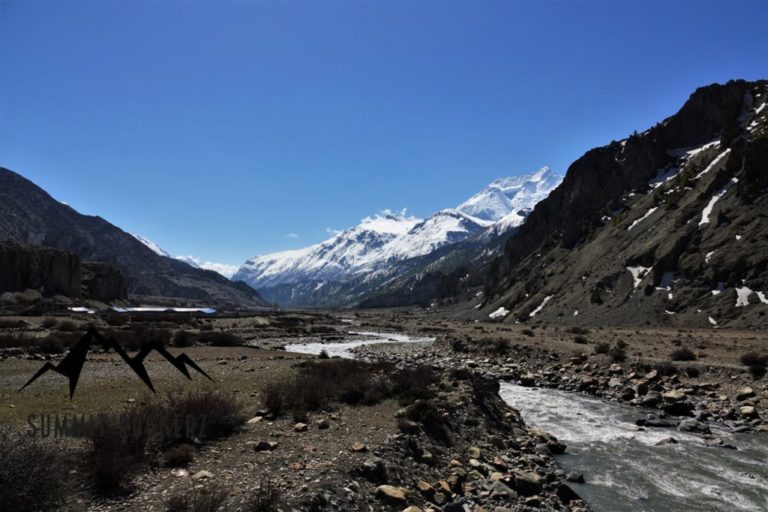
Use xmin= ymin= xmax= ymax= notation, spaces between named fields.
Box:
xmin=375 ymin=485 xmax=407 ymax=505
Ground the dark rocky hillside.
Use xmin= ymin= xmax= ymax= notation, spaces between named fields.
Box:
xmin=474 ymin=79 xmax=768 ymax=328
xmin=0 ymin=168 xmax=266 ymax=308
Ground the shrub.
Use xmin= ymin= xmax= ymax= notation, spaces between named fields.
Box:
xmin=56 ymin=320 xmax=79 ymax=332
xmin=86 ymin=408 xmax=154 ymax=493
xmin=318 ymin=349 xmax=329 ymax=359
xmin=671 ymin=347 xmax=696 ymax=361
xmin=162 ymin=390 xmax=244 ymax=442
xmin=0 ymin=430 xmax=67 ymax=510
xmin=594 ymin=342 xmax=610 ymax=355
xmin=568 ymin=326 xmax=590 ymax=335
xmin=41 ymin=317 xmax=58 ymax=329
xmin=166 ymin=485 xmax=228 ymax=512
xmin=404 ymin=400 xmax=451 ymax=444
xmin=740 ymin=352 xmax=768 ymax=367
xmin=244 ymin=478 xmax=281 ymax=512
xmin=654 ymin=362 xmax=679 ymax=377
xmin=104 ymin=313 xmax=129 ymax=327
xmin=198 ymin=331 xmax=244 ymax=347
xmin=164 ymin=444 xmax=195 ymax=467
xmin=173 ymin=330 xmax=198 ymax=347
xmin=521 ymin=329 xmax=535 ymax=337
xmin=609 ymin=346 xmax=627 ymax=362
xmin=263 ymin=360 xmax=434 ymax=416
xmin=685 ymin=367 xmax=700 ymax=378
xmin=573 ymin=335 xmax=589 ymax=345
xmin=490 ymin=338 xmax=510 ymax=354
xmin=749 ymin=365 xmax=767 ymax=380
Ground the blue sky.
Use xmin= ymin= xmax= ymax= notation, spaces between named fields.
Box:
xmin=1 ymin=0 xmax=766 ymax=267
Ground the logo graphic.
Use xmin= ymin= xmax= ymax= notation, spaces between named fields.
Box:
xmin=19 ymin=327 xmax=213 ymax=398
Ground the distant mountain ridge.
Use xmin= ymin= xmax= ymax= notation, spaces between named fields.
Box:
xmin=234 ymin=168 xmax=562 ymax=307
xmin=0 ymin=168 xmax=267 ymax=308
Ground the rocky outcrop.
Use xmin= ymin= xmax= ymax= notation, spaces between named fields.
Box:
xmin=82 ymin=262 xmax=127 ymax=302
xmin=0 ymin=241 xmax=81 ymax=297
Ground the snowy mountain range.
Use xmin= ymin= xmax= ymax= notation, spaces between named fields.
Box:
xmin=233 ymin=167 xmax=562 ymax=306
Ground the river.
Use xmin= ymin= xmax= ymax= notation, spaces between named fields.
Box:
xmin=284 ymin=333 xmax=768 ymax=512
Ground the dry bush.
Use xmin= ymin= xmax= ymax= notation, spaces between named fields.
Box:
xmin=740 ymin=352 xmax=768 ymax=367
xmin=56 ymin=320 xmax=79 ymax=332
xmin=41 ymin=317 xmax=58 ymax=328
xmin=609 ymin=346 xmax=627 ymax=362
xmin=86 ymin=408 xmax=154 ymax=493
xmin=594 ymin=342 xmax=610 ymax=354
xmin=198 ymin=331 xmax=244 ymax=346
xmin=164 ymin=443 xmax=195 ymax=467
xmin=0 ymin=430 xmax=67 ymax=510
xmin=263 ymin=360 xmax=434 ymax=416
xmin=671 ymin=347 xmax=696 ymax=361
xmin=244 ymin=478 xmax=281 ymax=512
xmin=166 ymin=485 xmax=229 ymax=512
xmin=161 ymin=390 xmax=244 ymax=442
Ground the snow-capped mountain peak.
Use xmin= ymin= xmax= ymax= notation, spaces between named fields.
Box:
xmin=234 ymin=169 xmax=563 ymax=303
xmin=457 ymin=167 xmax=561 ymax=222
xmin=130 ymin=233 xmax=239 ymax=278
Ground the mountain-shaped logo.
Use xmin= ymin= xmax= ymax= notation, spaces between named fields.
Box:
xmin=19 ymin=327 xmax=213 ymax=398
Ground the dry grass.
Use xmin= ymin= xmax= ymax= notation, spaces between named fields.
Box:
xmin=0 ymin=429 xmax=67 ymax=510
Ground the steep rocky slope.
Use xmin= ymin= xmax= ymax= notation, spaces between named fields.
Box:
xmin=473 ymin=79 xmax=768 ymax=328
xmin=0 ymin=168 xmax=266 ymax=308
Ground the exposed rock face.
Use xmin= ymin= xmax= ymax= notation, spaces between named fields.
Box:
xmin=0 ymin=241 xmax=128 ymax=302
xmin=475 ymin=79 xmax=768 ymax=328
xmin=0 ymin=168 xmax=267 ymax=308
xmin=81 ymin=262 xmax=127 ymax=302
xmin=0 ymin=241 xmax=81 ymax=297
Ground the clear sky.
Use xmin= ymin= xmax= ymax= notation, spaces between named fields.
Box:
xmin=1 ymin=0 xmax=766 ymax=268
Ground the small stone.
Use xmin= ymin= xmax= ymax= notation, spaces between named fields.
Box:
xmin=351 ymin=442 xmax=367 ymax=452
xmin=253 ymin=440 xmax=278 ymax=451
xmin=191 ymin=470 xmax=213 ymax=480
xmin=467 ymin=446 xmax=481 ymax=458
xmin=294 ymin=422 xmax=308 ymax=432
xmin=403 ymin=507 xmax=423 ymax=512
xmin=654 ymin=437 xmax=678 ymax=446
xmin=740 ymin=406 xmax=758 ymax=418
xmin=375 ymin=485 xmax=407 ymax=505
xmin=736 ymin=387 xmax=755 ymax=401
xmin=565 ymin=471 xmax=584 ymax=483
xmin=316 ymin=419 xmax=330 ymax=429
xmin=416 ymin=481 xmax=434 ymax=494
xmin=246 ymin=416 xmax=263 ymax=425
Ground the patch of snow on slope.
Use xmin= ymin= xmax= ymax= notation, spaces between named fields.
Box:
xmin=705 ymin=251 xmax=716 ymax=264
xmin=627 ymin=207 xmax=658 ymax=231
xmin=489 ymin=307 xmax=509 ymax=319
xmin=132 ymin=233 xmax=171 ymax=257
xmin=736 ymin=287 xmax=753 ymax=307
xmin=700 ymin=177 xmax=738 ymax=226
xmin=711 ymin=282 xmax=725 ymax=296
xmin=694 ymin=148 xmax=731 ymax=180
xmin=757 ymin=292 xmax=768 ymax=305
xmin=627 ymin=266 xmax=651 ymax=288
xmin=708 ymin=316 xmax=718 ymax=326
xmin=529 ymin=296 xmax=552 ymax=318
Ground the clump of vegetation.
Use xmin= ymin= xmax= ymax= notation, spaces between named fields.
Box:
xmin=568 ymin=326 xmax=590 ymax=335
xmin=86 ymin=408 xmax=153 ymax=493
xmin=56 ymin=319 xmax=79 ymax=332
xmin=0 ymin=430 xmax=67 ymax=510
xmin=740 ymin=352 xmax=768 ymax=380
xmin=594 ymin=342 xmax=610 ymax=355
xmin=198 ymin=331 xmax=244 ymax=346
xmin=521 ymin=328 xmax=535 ymax=337
xmin=244 ymin=478 xmax=281 ymax=512
xmin=573 ymin=335 xmax=589 ymax=345
xmin=318 ymin=349 xmax=329 ymax=359
xmin=671 ymin=347 xmax=696 ymax=361
xmin=166 ymin=484 xmax=229 ymax=512
xmin=489 ymin=338 xmax=510 ymax=354
xmin=609 ymin=346 xmax=627 ymax=362
xmin=160 ymin=390 xmax=244 ymax=443
xmin=263 ymin=360 xmax=435 ymax=418
xmin=163 ymin=444 xmax=196 ymax=467
xmin=40 ymin=317 xmax=58 ymax=329
xmin=172 ymin=330 xmax=198 ymax=347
